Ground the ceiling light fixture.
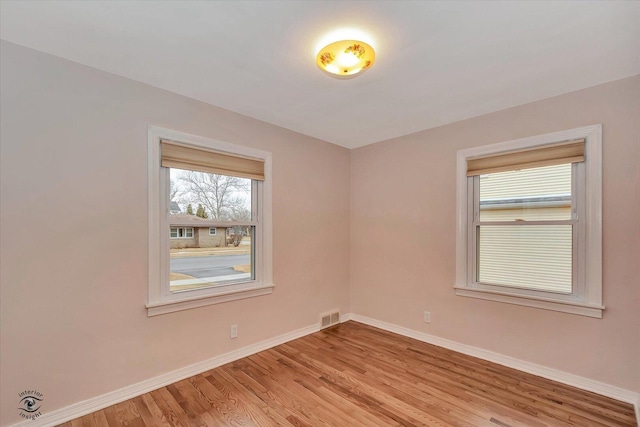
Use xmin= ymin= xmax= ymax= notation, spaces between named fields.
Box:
xmin=316 ymin=40 xmax=375 ymax=79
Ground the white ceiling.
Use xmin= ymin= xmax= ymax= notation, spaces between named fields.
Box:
xmin=1 ymin=1 xmax=639 ymax=149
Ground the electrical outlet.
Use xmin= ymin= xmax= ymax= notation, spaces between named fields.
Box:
xmin=424 ymin=311 xmax=431 ymax=323
xmin=230 ymin=324 xmax=238 ymax=339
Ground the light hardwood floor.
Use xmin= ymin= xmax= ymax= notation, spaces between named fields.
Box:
xmin=62 ymin=321 xmax=636 ymax=426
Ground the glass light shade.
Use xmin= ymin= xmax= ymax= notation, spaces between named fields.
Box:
xmin=316 ymin=40 xmax=375 ymax=79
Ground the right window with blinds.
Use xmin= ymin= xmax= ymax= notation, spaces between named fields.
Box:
xmin=455 ymin=125 xmax=603 ymax=318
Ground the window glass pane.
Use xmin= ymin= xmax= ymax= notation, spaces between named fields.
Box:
xmin=168 ymin=167 xmax=254 ymax=293
xmin=170 ymin=225 xmax=254 ymax=293
xmin=477 ymin=225 xmax=572 ymax=293
xmin=479 ymin=164 xmax=571 ymax=221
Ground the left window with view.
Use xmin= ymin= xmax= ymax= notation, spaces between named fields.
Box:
xmin=147 ymin=127 xmax=273 ymax=316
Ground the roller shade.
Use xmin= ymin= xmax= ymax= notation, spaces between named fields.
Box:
xmin=467 ymin=139 xmax=584 ymax=176
xmin=161 ymin=140 xmax=265 ymax=181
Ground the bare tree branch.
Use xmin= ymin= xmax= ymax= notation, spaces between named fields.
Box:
xmin=169 ymin=179 xmax=179 ymax=201
xmin=176 ymin=171 xmax=250 ymax=221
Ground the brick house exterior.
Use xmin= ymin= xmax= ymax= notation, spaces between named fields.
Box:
xmin=169 ymin=214 xmax=228 ymax=249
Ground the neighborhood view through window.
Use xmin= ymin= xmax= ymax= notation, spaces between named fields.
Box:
xmin=168 ymin=168 xmax=254 ymax=293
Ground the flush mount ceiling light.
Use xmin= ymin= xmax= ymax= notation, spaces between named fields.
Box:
xmin=316 ymin=40 xmax=376 ymax=79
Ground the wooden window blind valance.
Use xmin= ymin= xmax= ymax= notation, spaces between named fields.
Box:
xmin=467 ymin=139 xmax=585 ymax=176
xmin=161 ymin=140 xmax=265 ymax=181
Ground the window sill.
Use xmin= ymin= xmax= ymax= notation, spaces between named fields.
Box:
xmin=146 ymin=283 xmax=275 ymax=316
xmin=454 ymin=285 xmax=604 ymax=318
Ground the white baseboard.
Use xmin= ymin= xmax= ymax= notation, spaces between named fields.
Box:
xmin=344 ymin=313 xmax=640 ymax=411
xmin=10 ymin=314 xmax=638 ymax=427
xmin=10 ymin=323 xmax=321 ymax=427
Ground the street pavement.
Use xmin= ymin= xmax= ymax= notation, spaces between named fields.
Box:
xmin=170 ymin=254 xmax=250 ymax=279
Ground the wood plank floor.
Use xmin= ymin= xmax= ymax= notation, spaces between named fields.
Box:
xmin=62 ymin=321 xmax=636 ymax=426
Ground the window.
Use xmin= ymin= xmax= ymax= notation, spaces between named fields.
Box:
xmin=147 ymin=127 xmax=273 ymax=316
xmin=455 ymin=125 xmax=603 ymax=318
xmin=170 ymin=227 xmax=194 ymax=239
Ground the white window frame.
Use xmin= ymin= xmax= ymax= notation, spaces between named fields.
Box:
xmin=170 ymin=227 xmax=194 ymax=239
xmin=208 ymin=227 xmax=217 ymax=236
xmin=454 ymin=125 xmax=603 ymax=318
xmin=147 ymin=126 xmax=274 ymax=316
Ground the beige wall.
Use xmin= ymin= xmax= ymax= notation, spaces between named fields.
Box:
xmin=0 ymin=41 xmax=351 ymax=426
xmin=350 ymin=75 xmax=640 ymax=393
xmin=1 ymin=40 xmax=638 ymax=426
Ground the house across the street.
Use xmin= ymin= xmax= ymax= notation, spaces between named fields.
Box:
xmin=169 ymin=214 xmax=230 ymax=249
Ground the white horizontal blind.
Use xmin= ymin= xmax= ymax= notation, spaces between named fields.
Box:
xmin=478 ymin=225 xmax=572 ymax=293
xmin=476 ymin=163 xmax=573 ymax=294
xmin=480 ymin=164 xmax=571 ymax=201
